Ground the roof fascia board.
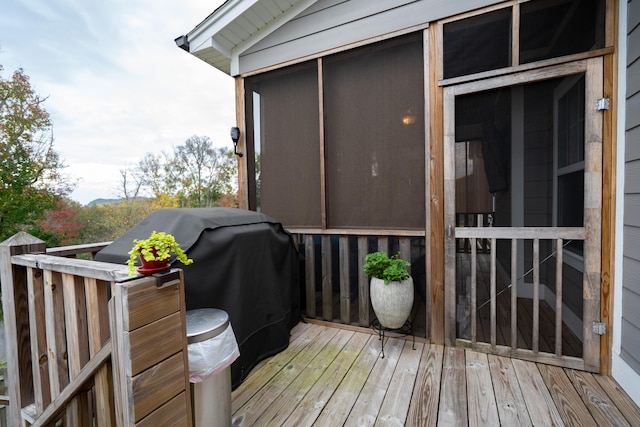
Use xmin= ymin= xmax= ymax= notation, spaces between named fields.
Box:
xmin=187 ymin=0 xmax=261 ymax=41
xmin=231 ymin=0 xmax=320 ymax=59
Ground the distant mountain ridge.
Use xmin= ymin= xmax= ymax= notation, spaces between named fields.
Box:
xmin=87 ymin=197 xmax=145 ymax=207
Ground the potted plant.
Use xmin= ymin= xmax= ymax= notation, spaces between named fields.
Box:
xmin=363 ymin=251 xmax=414 ymax=329
xmin=127 ymin=230 xmax=194 ymax=276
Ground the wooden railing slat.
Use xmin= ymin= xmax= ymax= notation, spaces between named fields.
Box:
xmin=555 ymin=239 xmax=564 ymax=357
xmin=30 ymin=341 xmax=112 ymax=427
xmin=304 ymin=235 xmax=316 ymax=318
xmin=43 ymin=270 xmax=68 ymax=399
xmin=321 ymin=235 xmax=333 ymax=322
xmin=490 ymin=238 xmax=497 ymax=347
xmin=533 ymin=239 xmax=540 ymax=354
xmin=471 ymin=238 xmax=477 ymax=343
xmin=357 ymin=237 xmax=369 ymax=326
xmin=511 ymin=239 xmax=518 ymax=349
xmin=0 ymin=232 xmax=42 ymax=425
xmin=378 ymin=237 xmax=389 ymax=255
xmin=62 ymin=273 xmax=89 ymax=378
xmin=85 ymin=277 xmax=114 ymax=427
xmin=27 ymin=266 xmax=50 ymax=413
xmin=339 ymin=236 xmax=350 ymax=324
xmin=399 ymin=238 xmax=411 ymax=274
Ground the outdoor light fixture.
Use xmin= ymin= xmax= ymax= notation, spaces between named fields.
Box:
xmin=230 ymin=126 xmax=243 ymax=157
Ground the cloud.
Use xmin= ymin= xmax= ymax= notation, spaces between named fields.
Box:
xmin=1 ymin=0 xmax=234 ymax=205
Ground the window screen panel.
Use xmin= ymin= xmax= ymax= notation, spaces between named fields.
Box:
xmin=520 ymin=0 xmax=605 ymax=64
xmin=250 ymin=63 xmax=321 ymax=227
xmin=324 ymin=34 xmax=425 ymax=229
xmin=443 ymin=8 xmax=512 ymax=79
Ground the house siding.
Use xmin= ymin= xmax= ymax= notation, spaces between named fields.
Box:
xmin=237 ymin=0 xmax=503 ymax=75
xmin=622 ymin=0 xmax=640 ymax=375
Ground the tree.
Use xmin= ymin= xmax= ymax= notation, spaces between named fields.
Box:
xmin=128 ymin=136 xmax=237 ymax=208
xmin=0 ymin=66 xmax=71 ymax=240
xmin=34 ymin=198 xmax=83 ymax=247
xmin=169 ymin=135 xmax=236 ymax=207
xmin=134 ymin=152 xmax=171 ymax=199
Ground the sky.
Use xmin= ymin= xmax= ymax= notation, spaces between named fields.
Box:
xmin=0 ymin=0 xmax=234 ymax=205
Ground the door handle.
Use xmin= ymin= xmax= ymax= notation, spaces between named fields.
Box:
xmin=447 ymin=224 xmax=454 ymax=240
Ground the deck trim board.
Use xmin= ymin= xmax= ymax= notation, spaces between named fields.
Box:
xmin=230 ymin=322 xmax=640 ymax=426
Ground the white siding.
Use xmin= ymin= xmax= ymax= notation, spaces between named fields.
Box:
xmin=615 ymin=0 xmax=640 ymax=406
xmin=237 ymin=0 xmax=503 ymax=75
xmin=622 ymin=0 xmax=640 ymax=376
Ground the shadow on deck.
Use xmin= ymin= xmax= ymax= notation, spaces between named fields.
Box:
xmin=232 ymin=321 xmax=640 ymax=426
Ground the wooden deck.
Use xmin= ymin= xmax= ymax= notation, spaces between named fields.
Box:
xmin=231 ymin=321 xmax=640 ymax=426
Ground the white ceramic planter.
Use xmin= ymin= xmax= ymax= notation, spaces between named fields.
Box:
xmin=370 ymin=276 xmax=414 ymax=329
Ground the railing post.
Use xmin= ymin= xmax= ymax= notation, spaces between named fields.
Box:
xmin=0 ymin=232 xmax=46 ymax=425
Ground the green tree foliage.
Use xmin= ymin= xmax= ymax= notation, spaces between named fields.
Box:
xmin=0 ymin=66 xmax=71 ymax=240
xmin=131 ymin=135 xmax=238 ymax=208
xmin=76 ymin=199 xmax=159 ymax=244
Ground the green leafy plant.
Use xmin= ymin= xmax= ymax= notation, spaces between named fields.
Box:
xmin=362 ymin=251 xmax=410 ymax=284
xmin=127 ymin=230 xmax=194 ymax=275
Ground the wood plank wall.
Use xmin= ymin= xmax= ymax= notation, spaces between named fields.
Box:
xmin=111 ymin=270 xmax=193 ymax=427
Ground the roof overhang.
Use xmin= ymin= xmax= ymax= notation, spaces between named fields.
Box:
xmin=176 ymin=0 xmax=319 ymax=76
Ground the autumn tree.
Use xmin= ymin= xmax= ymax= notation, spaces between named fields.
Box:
xmin=128 ymin=135 xmax=237 ymax=208
xmin=169 ymin=135 xmax=236 ymax=207
xmin=34 ymin=198 xmax=83 ymax=246
xmin=0 ymin=66 xmax=71 ymax=240
xmin=76 ymin=199 xmax=158 ymax=243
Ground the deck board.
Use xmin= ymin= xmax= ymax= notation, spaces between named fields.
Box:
xmin=231 ymin=322 xmax=640 ymax=426
xmin=465 ymin=351 xmax=500 ymax=426
xmin=405 ymin=344 xmax=444 ymax=426
xmin=487 ymin=354 xmax=532 ymax=427
xmin=344 ymin=337 xmax=405 ymax=426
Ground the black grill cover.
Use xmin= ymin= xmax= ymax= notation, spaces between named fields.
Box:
xmin=95 ymin=208 xmax=300 ymax=388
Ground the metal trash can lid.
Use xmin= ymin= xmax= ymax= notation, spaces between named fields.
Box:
xmin=186 ymin=308 xmax=230 ymax=344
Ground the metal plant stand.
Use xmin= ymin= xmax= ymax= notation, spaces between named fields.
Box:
xmin=371 ymin=318 xmax=415 ymax=358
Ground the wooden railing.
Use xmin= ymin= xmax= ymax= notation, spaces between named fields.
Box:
xmin=452 ymin=226 xmax=589 ymax=370
xmin=0 ymin=232 xmax=193 ymax=426
xmin=288 ymin=230 xmax=426 ymax=331
xmin=455 ymin=212 xmax=493 ymax=254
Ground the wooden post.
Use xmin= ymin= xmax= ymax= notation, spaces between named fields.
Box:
xmin=0 ymin=232 xmax=46 ymax=426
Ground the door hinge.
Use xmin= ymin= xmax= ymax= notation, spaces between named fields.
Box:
xmin=447 ymin=224 xmax=454 ymax=240
xmin=593 ymin=321 xmax=606 ymax=335
xmin=595 ymin=98 xmax=610 ymax=111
